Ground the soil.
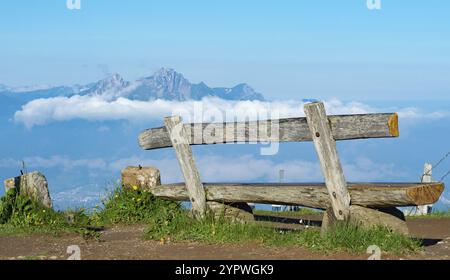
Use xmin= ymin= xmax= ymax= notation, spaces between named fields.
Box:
xmin=0 ymin=215 xmax=449 ymax=260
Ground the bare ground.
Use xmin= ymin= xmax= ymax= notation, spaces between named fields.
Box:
xmin=1 ymin=215 xmax=449 ymax=260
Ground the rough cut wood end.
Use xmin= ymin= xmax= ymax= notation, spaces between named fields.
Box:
xmin=388 ymin=113 xmax=399 ymax=137
xmin=406 ymin=183 xmax=445 ymax=206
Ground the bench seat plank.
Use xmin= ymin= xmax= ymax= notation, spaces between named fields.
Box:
xmin=150 ymin=182 xmax=444 ymax=209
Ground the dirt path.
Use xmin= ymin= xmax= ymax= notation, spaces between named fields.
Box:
xmin=1 ymin=217 xmax=449 ymax=260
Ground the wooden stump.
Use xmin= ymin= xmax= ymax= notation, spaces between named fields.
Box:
xmin=207 ymin=202 xmax=254 ymax=224
xmin=321 ymin=205 xmax=409 ymax=235
xmin=121 ymin=166 xmax=161 ymax=191
xmin=4 ymin=172 xmax=52 ymax=209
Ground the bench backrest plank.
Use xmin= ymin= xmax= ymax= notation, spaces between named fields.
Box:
xmin=139 ymin=113 xmax=399 ymax=150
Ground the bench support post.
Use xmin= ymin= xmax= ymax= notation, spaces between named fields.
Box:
xmin=164 ymin=116 xmax=207 ymax=219
xmin=304 ymin=102 xmax=351 ymax=221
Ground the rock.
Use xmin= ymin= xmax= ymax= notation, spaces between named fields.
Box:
xmin=349 ymin=206 xmax=409 ymax=235
xmin=321 ymin=205 xmax=409 ymax=235
xmin=4 ymin=172 xmax=52 ymax=209
xmin=207 ymin=202 xmax=254 ymax=224
xmin=121 ymin=166 xmax=161 ymax=191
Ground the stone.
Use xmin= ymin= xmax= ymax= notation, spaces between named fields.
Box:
xmin=207 ymin=202 xmax=254 ymax=224
xmin=3 ymin=172 xmax=52 ymax=209
xmin=121 ymin=166 xmax=161 ymax=191
xmin=349 ymin=206 xmax=409 ymax=235
xmin=321 ymin=205 xmax=409 ymax=235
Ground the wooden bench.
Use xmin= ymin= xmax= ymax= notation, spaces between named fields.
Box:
xmin=138 ymin=102 xmax=445 ymax=234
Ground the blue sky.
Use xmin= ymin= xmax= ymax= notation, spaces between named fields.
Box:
xmin=0 ymin=1 xmax=449 ymax=210
xmin=1 ymin=0 xmax=449 ymax=100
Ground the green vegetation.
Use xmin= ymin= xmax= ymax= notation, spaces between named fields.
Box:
xmin=93 ymin=186 xmax=180 ymax=225
xmin=406 ymin=209 xmax=450 ymax=220
xmin=0 ymin=188 xmax=98 ymax=239
xmin=306 ymin=222 xmax=421 ymax=253
xmin=144 ymin=205 xmax=420 ymax=254
xmin=0 ymin=186 xmax=424 ymax=254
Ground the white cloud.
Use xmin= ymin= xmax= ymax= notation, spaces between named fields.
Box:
xmin=2 ymin=154 xmax=417 ymax=208
xmin=14 ymin=95 xmax=449 ymax=128
xmin=97 ymin=125 xmax=110 ymax=132
xmin=2 ymin=154 xmax=406 ymax=183
xmin=439 ymin=195 xmax=450 ymax=206
xmin=195 ymin=155 xmax=324 ymax=182
xmin=0 ymin=158 xmax=22 ymax=168
xmin=24 ymin=156 xmax=107 ymax=171
xmin=342 ymin=157 xmax=407 ymax=182
xmin=52 ymin=185 xmax=110 ymax=210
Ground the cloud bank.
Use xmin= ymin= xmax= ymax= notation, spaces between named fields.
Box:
xmin=14 ymin=95 xmax=450 ymax=128
xmin=0 ymin=155 xmax=424 ymax=209
xmin=0 ymin=154 xmax=407 ymax=183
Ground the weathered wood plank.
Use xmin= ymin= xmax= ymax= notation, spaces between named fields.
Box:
xmin=149 ymin=182 xmax=444 ymax=209
xmin=139 ymin=113 xmax=399 ymax=150
xmin=304 ymin=102 xmax=351 ymax=220
xmin=164 ymin=116 xmax=206 ymax=219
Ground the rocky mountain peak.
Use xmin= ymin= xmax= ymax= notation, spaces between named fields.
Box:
xmin=3 ymin=68 xmax=265 ymax=102
xmin=86 ymin=73 xmax=129 ymax=97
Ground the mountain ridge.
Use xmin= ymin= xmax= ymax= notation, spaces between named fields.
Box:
xmin=0 ymin=68 xmax=265 ymax=102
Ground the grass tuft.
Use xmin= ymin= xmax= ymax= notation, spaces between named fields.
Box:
xmin=303 ymin=222 xmax=421 ymax=254
xmin=93 ymin=186 xmax=181 ymax=225
xmin=144 ymin=206 xmax=421 ymax=254
xmin=0 ymin=188 xmax=98 ymax=239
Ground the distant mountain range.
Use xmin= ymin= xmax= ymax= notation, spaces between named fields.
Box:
xmin=0 ymin=68 xmax=265 ymax=102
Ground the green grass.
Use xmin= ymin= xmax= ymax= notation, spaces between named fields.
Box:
xmin=144 ymin=207 xmax=421 ymax=254
xmin=406 ymin=209 xmax=450 ymax=220
xmin=310 ymin=222 xmax=421 ymax=253
xmin=0 ymin=187 xmax=423 ymax=254
xmin=0 ymin=188 xmax=99 ymax=239
xmin=0 ymin=185 xmax=181 ymax=239
xmin=92 ymin=186 xmax=181 ymax=225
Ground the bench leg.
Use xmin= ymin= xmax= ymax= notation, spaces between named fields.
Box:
xmin=165 ymin=116 xmax=207 ymax=219
xmin=321 ymin=205 xmax=409 ymax=235
xmin=304 ymin=102 xmax=351 ymax=221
